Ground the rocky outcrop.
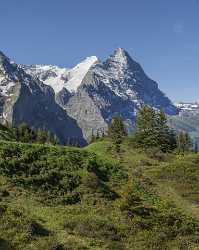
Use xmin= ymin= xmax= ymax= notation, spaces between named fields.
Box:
xmin=62 ymin=48 xmax=178 ymax=141
xmin=0 ymin=51 xmax=86 ymax=145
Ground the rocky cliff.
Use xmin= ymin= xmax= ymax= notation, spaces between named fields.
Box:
xmin=0 ymin=51 xmax=86 ymax=145
xmin=2 ymin=48 xmax=178 ymax=143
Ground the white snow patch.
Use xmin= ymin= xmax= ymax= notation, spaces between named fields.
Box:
xmin=23 ymin=56 xmax=98 ymax=94
xmin=65 ymin=56 xmax=98 ymax=92
xmin=0 ymin=80 xmax=16 ymax=96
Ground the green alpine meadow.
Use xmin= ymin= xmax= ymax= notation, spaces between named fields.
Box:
xmin=1 ymin=107 xmax=199 ymax=250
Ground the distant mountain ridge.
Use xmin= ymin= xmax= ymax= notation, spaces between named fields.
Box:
xmin=21 ymin=56 xmax=98 ymax=93
xmin=0 ymin=48 xmax=178 ymax=143
xmin=61 ymin=48 xmax=178 ymax=140
xmin=175 ymin=102 xmax=199 ymax=112
xmin=0 ymin=51 xmax=86 ymax=145
xmin=169 ymin=102 xmax=199 ymax=144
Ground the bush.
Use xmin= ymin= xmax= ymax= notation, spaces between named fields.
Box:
xmin=81 ymin=172 xmax=101 ymax=190
xmin=145 ymin=147 xmax=168 ymax=161
xmin=0 ymin=187 xmax=9 ymax=198
xmin=0 ymin=238 xmax=13 ymax=250
xmin=64 ymin=216 xmax=121 ymax=242
xmin=0 ymin=142 xmax=123 ymax=204
xmin=28 ymin=221 xmax=50 ymax=236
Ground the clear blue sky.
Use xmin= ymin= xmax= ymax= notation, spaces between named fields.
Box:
xmin=0 ymin=0 xmax=199 ymax=102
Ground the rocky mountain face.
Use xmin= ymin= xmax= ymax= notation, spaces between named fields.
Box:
xmin=58 ymin=48 xmax=178 ymax=140
xmin=0 ymin=52 xmax=86 ymax=145
xmin=1 ymin=48 xmax=178 ymax=143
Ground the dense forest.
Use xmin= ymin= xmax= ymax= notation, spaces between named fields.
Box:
xmin=0 ymin=107 xmax=199 ymax=250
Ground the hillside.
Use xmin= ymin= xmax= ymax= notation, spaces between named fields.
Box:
xmin=0 ymin=139 xmax=199 ymax=249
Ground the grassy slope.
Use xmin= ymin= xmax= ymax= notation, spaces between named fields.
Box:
xmin=87 ymin=139 xmax=199 ymax=248
xmin=88 ymin=139 xmax=199 ymax=217
xmin=1 ymin=139 xmax=199 ymax=249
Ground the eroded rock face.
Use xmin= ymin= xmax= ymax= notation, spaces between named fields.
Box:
xmin=65 ymin=88 xmax=108 ymax=140
xmin=62 ymin=48 xmax=178 ymax=141
xmin=0 ymin=51 xmax=86 ymax=145
xmin=55 ymin=87 xmax=72 ymax=108
xmin=1 ymin=48 xmax=178 ymax=143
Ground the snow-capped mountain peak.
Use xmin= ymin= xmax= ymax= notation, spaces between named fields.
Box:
xmin=0 ymin=48 xmax=178 ymax=143
xmin=0 ymin=52 xmax=19 ymax=97
xmin=111 ymin=48 xmax=129 ymax=63
xmin=22 ymin=64 xmax=70 ymax=94
xmin=22 ymin=56 xmax=98 ymax=94
xmin=64 ymin=56 xmax=98 ymax=92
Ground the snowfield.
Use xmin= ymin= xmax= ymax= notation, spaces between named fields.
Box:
xmin=22 ymin=56 xmax=98 ymax=93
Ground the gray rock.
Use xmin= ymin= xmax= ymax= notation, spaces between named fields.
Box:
xmin=1 ymin=48 xmax=179 ymax=144
xmin=0 ymin=51 xmax=86 ymax=145
xmin=63 ymin=48 xmax=178 ymax=141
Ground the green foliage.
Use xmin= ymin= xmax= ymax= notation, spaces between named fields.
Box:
xmin=134 ymin=106 xmax=177 ymax=152
xmin=108 ymin=116 xmax=127 ymax=152
xmin=64 ymin=215 xmax=121 ymax=241
xmin=0 ymin=124 xmax=15 ymax=141
xmin=194 ymin=141 xmax=198 ymax=153
xmin=0 ymin=140 xmax=199 ymax=249
xmin=177 ymin=131 xmax=192 ymax=154
xmin=0 ymin=142 xmax=123 ymax=204
xmin=90 ymin=131 xmax=100 ymax=144
xmin=13 ymin=123 xmax=58 ymax=145
xmin=0 ymin=204 xmax=51 ymax=249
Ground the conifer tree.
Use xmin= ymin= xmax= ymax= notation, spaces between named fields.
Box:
xmin=36 ymin=128 xmax=48 ymax=144
xmin=156 ymin=110 xmax=177 ymax=152
xmin=134 ymin=106 xmax=177 ymax=152
xmin=177 ymin=131 xmax=192 ymax=154
xmin=90 ymin=134 xmax=97 ymax=143
xmin=108 ymin=116 xmax=127 ymax=152
xmin=12 ymin=123 xmax=59 ymax=145
xmin=194 ymin=141 xmax=198 ymax=153
xmin=96 ymin=130 xmax=100 ymax=140
xmin=90 ymin=129 xmax=95 ymax=143
xmin=135 ymin=106 xmax=159 ymax=148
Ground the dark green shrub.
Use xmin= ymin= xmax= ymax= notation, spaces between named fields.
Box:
xmin=62 ymin=192 xmax=81 ymax=205
xmin=0 ymin=142 xmax=123 ymax=204
xmin=105 ymin=241 xmax=126 ymax=250
xmin=28 ymin=221 xmax=50 ymax=236
xmin=64 ymin=216 xmax=121 ymax=241
xmin=0 ymin=238 xmax=13 ymax=250
xmin=82 ymin=172 xmax=101 ymax=190
xmin=0 ymin=187 xmax=9 ymax=197
xmin=146 ymin=147 xmax=168 ymax=161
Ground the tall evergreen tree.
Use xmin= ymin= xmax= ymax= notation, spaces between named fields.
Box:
xmin=134 ymin=106 xmax=177 ymax=152
xmin=156 ymin=110 xmax=177 ymax=152
xmin=135 ymin=106 xmax=159 ymax=148
xmin=108 ymin=116 xmax=127 ymax=152
xmin=177 ymin=131 xmax=192 ymax=154
xmin=36 ymin=128 xmax=47 ymax=144
xmin=10 ymin=123 xmax=59 ymax=145
xmin=194 ymin=141 xmax=198 ymax=153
